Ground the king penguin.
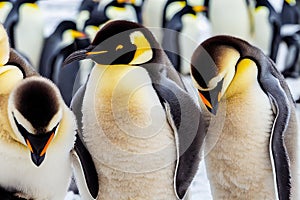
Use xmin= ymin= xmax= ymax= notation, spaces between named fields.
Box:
xmin=0 ymin=24 xmax=98 ymax=199
xmin=64 ymin=20 xmax=205 ymax=200
xmin=190 ymin=35 xmax=299 ymax=200
xmin=4 ymin=0 xmax=44 ymax=70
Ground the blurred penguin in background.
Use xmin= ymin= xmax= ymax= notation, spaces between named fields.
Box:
xmin=38 ymin=20 xmax=90 ymax=105
xmin=4 ymin=0 xmax=44 ymax=70
xmin=0 ymin=0 xmax=12 ymax=24
xmin=84 ymin=0 xmax=139 ymax=41
xmin=142 ymin=0 xmax=168 ymax=43
xmin=252 ymin=0 xmax=282 ymax=61
xmin=76 ymin=0 xmax=98 ymax=32
xmin=162 ymin=0 xmax=211 ymax=75
xmin=205 ymin=0 xmax=254 ymax=42
xmin=279 ymin=0 xmax=300 ymax=78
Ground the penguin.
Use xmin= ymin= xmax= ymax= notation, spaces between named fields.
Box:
xmin=0 ymin=0 xmax=13 ymax=24
xmin=84 ymin=0 xmax=138 ymax=41
xmin=280 ymin=32 xmax=300 ymax=78
xmin=39 ymin=20 xmax=78 ymax=78
xmin=142 ymin=0 xmax=168 ymax=43
xmin=162 ymin=0 xmax=187 ymax=28
xmin=252 ymin=0 xmax=282 ymax=61
xmin=0 ymin=24 xmax=98 ymax=199
xmin=205 ymin=0 xmax=254 ymax=41
xmin=281 ymin=0 xmax=300 ymax=25
xmin=4 ymin=0 xmax=44 ymax=70
xmin=131 ymin=0 xmax=144 ymax=23
xmin=54 ymin=36 xmax=91 ymax=105
xmin=64 ymin=20 xmax=205 ymax=200
xmin=76 ymin=0 xmax=98 ymax=32
xmin=162 ymin=1 xmax=211 ymax=75
xmin=278 ymin=0 xmax=300 ymax=78
xmin=190 ymin=35 xmax=299 ymax=199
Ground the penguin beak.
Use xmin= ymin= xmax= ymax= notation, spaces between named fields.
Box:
xmin=192 ymin=5 xmax=207 ymax=13
xmin=63 ymin=49 xmax=89 ymax=65
xmin=198 ymin=90 xmax=220 ymax=115
xmin=70 ymin=30 xmax=86 ymax=39
xmin=198 ymin=79 xmax=223 ymax=115
xmin=25 ymin=132 xmax=55 ymax=167
xmin=63 ymin=48 xmax=108 ymax=65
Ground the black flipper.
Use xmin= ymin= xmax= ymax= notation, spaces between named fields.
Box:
xmin=259 ymin=58 xmax=294 ymax=200
xmin=70 ymin=80 xmax=98 ymax=199
xmin=72 ymin=133 xmax=99 ymax=199
xmin=153 ymin=76 xmax=206 ymax=199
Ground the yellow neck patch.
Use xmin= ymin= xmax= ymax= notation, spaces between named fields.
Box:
xmin=285 ymin=0 xmax=296 ymax=5
xmin=0 ymin=2 xmax=8 ymax=8
xmin=129 ymin=31 xmax=153 ymax=65
xmin=25 ymin=3 xmax=39 ymax=9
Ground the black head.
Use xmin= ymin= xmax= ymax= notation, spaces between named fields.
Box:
xmin=9 ymin=77 xmax=62 ymax=166
xmin=64 ymin=20 xmax=159 ymax=66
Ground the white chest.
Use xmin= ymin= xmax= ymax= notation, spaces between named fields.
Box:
xmin=82 ymin=65 xmax=177 ymax=199
xmin=204 ymin=84 xmax=276 ymax=199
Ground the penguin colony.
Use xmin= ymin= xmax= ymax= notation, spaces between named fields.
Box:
xmin=0 ymin=0 xmax=299 ymax=199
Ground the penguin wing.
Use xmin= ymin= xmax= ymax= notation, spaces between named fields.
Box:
xmin=72 ymin=133 xmax=99 ymax=199
xmin=7 ymin=48 xmax=38 ymax=77
xmin=70 ymin=81 xmax=88 ymax=136
xmin=260 ymin=59 xmax=295 ymax=200
xmin=153 ymin=76 xmax=206 ymax=199
xmin=70 ymin=81 xmax=98 ymax=199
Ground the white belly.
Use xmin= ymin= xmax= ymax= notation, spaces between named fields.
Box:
xmin=204 ymin=88 xmax=276 ymax=199
xmin=0 ymin=140 xmax=72 ymax=199
xmin=82 ymin=65 xmax=177 ymax=199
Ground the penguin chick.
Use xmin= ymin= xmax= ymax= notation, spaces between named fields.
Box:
xmin=190 ymin=35 xmax=299 ymax=200
xmin=0 ymin=77 xmax=76 ymax=199
xmin=0 ymin=24 xmax=98 ymax=199
xmin=64 ymin=20 xmax=205 ymax=200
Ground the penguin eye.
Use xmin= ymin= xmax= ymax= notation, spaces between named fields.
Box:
xmin=116 ymin=44 xmax=123 ymax=51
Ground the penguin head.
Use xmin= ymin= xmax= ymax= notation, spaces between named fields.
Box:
xmin=8 ymin=77 xmax=63 ymax=167
xmin=191 ymin=35 xmax=261 ymax=115
xmin=0 ymin=23 xmax=10 ymax=66
xmin=64 ymin=20 xmax=156 ymax=66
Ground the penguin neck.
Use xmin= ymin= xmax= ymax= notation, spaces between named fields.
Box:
xmin=89 ymin=64 xmax=152 ymax=96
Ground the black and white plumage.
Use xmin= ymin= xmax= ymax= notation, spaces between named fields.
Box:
xmin=252 ymin=0 xmax=282 ymax=61
xmin=64 ymin=20 xmax=205 ymax=200
xmin=190 ymin=35 xmax=299 ymax=200
xmin=162 ymin=2 xmax=210 ymax=75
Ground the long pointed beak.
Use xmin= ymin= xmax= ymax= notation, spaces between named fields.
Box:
xmin=63 ymin=49 xmax=89 ymax=65
xmin=26 ymin=133 xmax=55 ymax=167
